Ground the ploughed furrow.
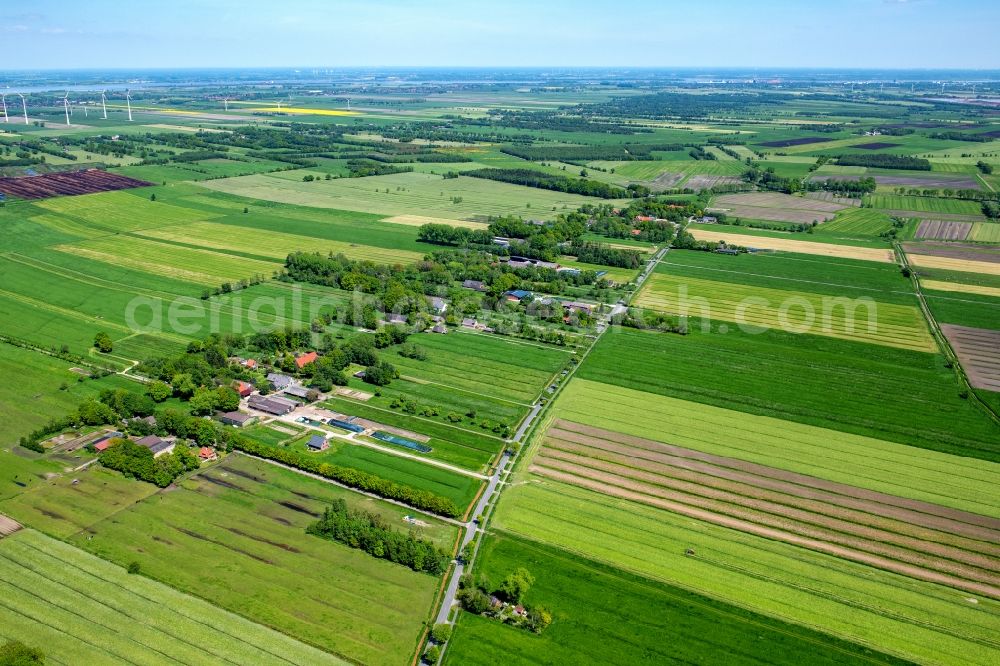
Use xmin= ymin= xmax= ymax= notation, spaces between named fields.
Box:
xmin=529 ymin=464 xmax=1000 ymax=601
xmin=545 ymin=430 xmax=1000 ymax=554
xmin=551 ymin=419 xmax=1000 ymax=535
xmin=533 ymin=452 xmax=1000 ymax=586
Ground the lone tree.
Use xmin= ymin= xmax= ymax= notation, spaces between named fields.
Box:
xmin=94 ymin=332 xmax=113 ymax=354
xmin=498 ymin=567 xmax=535 ymax=604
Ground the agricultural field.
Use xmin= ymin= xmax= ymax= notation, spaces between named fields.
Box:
xmin=685 ymin=226 xmax=895 ymax=261
xmin=0 ymin=342 xmax=139 ymax=447
xmin=198 ymin=171 xmax=623 ymax=221
xmin=916 ymin=220 xmax=973 ymax=241
xmin=635 ymin=271 xmax=936 ymax=351
xmin=443 ymin=534 xmax=909 ymax=666
xmin=970 ymin=223 xmax=1000 ymax=243
xmin=940 ymin=324 xmax=1000 ymax=391
xmin=0 ymin=529 xmax=346 ymax=665
xmin=818 ymin=207 xmax=894 ymax=235
xmin=866 ymin=194 xmax=985 ymax=216
xmin=74 ymin=455 xmax=455 ymax=666
xmin=581 ymin=326 xmax=1000 ymax=461
xmin=709 ymin=192 xmax=847 ymax=224
xmin=529 ymin=419 xmax=1000 ymax=597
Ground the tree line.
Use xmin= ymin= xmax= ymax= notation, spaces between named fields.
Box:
xmin=463 ymin=168 xmax=629 ymax=199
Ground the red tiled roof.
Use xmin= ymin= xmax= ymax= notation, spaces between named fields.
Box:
xmin=199 ymin=447 xmax=216 ymax=459
xmin=245 ymin=359 xmax=257 ymax=369
xmin=95 ymin=440 xmax=113 ymax=452
xmin=295 ymin=352 xmax=318 ymax=368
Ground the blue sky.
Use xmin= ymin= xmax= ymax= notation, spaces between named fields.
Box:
xmin=3 ymin=0 xmax=997 ymax=70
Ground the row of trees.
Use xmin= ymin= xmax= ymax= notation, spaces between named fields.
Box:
xmin=463 ymin=168 xmax=629 ymax=199
xmin=836 ymin=154 xmax=932 ymax=170
xmin=569 ymin=241 xmax=643 ymax=269
xmin=232 ymin=437 xmax=460 ymax=517
xmin=307 ymin=499 xmax=449 ymax=574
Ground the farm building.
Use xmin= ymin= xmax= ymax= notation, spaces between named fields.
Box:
xmin=283 ymin=385 xmax=313 ymax=400
xmin=135 ymin=435 xmax=175 ymax=458
xmin=561 ymin=301 xmax=594 ymax=315
xmin=242 ymin=358 xmax=258 ymax=369
xmin=493 ymin=236 xmax=511 ymax=247
xmin=198 ymin=447 xmax=218 ymax=461
xmin=427 ymin=296 xmax=448 ymax=313
xmin=461 ymin=318 xmax=478 ymax=329
xmin=328 ymin=417 xmax=366 ymax=433
xmin=503 ymin=289 xmax=532 ymax=303
xmin=462 ymin=279 xmax=486 ymax=292
xmin=93 ymin=431 xmax=124 ymax=452
xmin=306 ymin=434 xmax=329 ymax=451
xmin=431 ymin=324 xmax=448 ymax=334
xmin=234 ymin=381 xmax=254 ymax=397
xmin=386 ymin=313 xmax=407 ymax=325
xmin=247 ymin=394 xmax=297 ymax=416
xmin=267 ymin=373 xmax=293 ymax=390
xmin=295 ymin=352 xmax=318 ymax=369
xmin=219 ymin=411 xmax=256 ymax=428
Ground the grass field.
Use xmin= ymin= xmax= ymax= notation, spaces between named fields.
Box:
xmin=0 ymin=529 xmax=346 ymax=665
xmin=56 ymin=235 xmax=279 ymax=285
xmin=35 ymin=190 xmax=220 ymax=231
xmin=909 ymin=253 xmax=1000 ymax=277
xmin=819 ymin=208 xmax=894 ymax=235
xmin=529 ymin=419 xmax=999 ymax=597
xmin=0 ymin=343 xmax=140 ymax=447
xmin=73 ymin=455 xmax=454 ymax=665
xmin=199 ymin=171 xmax=622 ymax=221
xmin=686 ymin=227 xmax=894 ymax=261
xmin=969 ymin=222 xmax=1000 ymax=243
xmin=546 ymin=379 xmax=1000 ymax=515
xmin=581 ymin=326 xmax=1000 ymax=461
xmin=282 ymin=432 xmax=484 ymax=510
xmin=135 ymin=220 xmax=424 ymax=265
xmin=444 ymin=534 xmax=910 ymax=666
xmin=493 ymin=477 xmax=999 ymax=666
xmin=866 ymin=195 xmax=985 ymax=215
xmin=635 ymin=272 xmax=936 ymax=352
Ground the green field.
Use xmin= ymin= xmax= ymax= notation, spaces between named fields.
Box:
xmin=866 ymin=194 xmax=984 ymax=215
xmin=969 ymin=222 xmax=1000 ymax=243
xmin=0 ymin=529 xmax=346 ymax=665
xmin=493 ymin=477 xmax=999 ymax=666
xmin=73 ymin=455 xmax=454 ymax=665
xmin=819 ymin=207 xmax=894 ymax=235
xmin=582 ymin=325 xmax=1000 ymax=460
xmin=635 ymin=271 xmax=936 ymax=352
xmin=444 ymin=534 xmax=909 ymax=666
xmin=199 ymin=171 xmax=624 ymax=220
xmin=547 ymin=379 xmax=1000 ymax=515
xmin=283 ymin=432 xmax=484 ymax=511
xmin=0 ymin=343 xmax=140 ymax=447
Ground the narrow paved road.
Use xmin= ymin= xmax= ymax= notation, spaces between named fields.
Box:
xmin=431 ymin=244 xmax=669 ymax=640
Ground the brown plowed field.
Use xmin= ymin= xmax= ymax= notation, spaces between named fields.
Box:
xmin=0 ymin=169 xmax=152 ymax=199
xmin=915 ymin=220 xmax=973 ymax=241
xmin=531 ymin=464 xmax=1000 ymax=600
xmin=941 ymin=324 xmax=1000 ymax=392
xmin=530 ymin=420 xmax=1000 ymax=599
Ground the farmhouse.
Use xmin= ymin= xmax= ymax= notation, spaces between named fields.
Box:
xmin=431 ymin=324 xmax=448 ymax=334
xmin=93 ymin=431 xmax=124 ymax=452
xmin=267 ymin=373 xmax=293 ymax=390
xmin=220 ymin=411 xmax=256 ymax=427
xmin=235 ymin=381 xmax=254 ymax=398
xmin=295 ymin=352 xmax=318 ymax=369
xmin=248 ymin=394 xmax=297 ymax=416
xmin=306 ymin=434 xmax=330 ymax=451
xmin=386 ymin=313 xmax=408 ymax=325
xmin=135 ymin=435 xmax=175 ymax=457
xmin=462 ymin=280 xmax=486 ymax=291
xmin=198 ymin=447 xmax=218 ymax=461
xmin=427 ymin=296 xmax=448 ymax=313
xmin=561 ymin=301 xmax=594 ymax=315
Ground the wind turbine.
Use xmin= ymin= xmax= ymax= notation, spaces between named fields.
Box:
xmin=125 ymin=89 xmax=133 ymax=121
xmin=1 ymin=94 xmax=7 ymax=123
xmin=18 ymin=93 xmax=27 ymax=125
xmin=223 ymin=97 xmax=229 ymax=112
xmin=63 ymin=92 xmax=71 ymax=126
xmin=101 ymin=90 xmax=107 ymax=119
xmin=83 ymin=103 xmax=88 ymax=118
